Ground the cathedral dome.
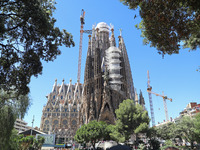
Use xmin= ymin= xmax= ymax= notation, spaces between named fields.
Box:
xmin=96 ymin=22 xmax=110 ymax=32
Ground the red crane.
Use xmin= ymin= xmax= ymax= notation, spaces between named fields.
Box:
xmin=77 ymin=9 xmax=92 ymax=82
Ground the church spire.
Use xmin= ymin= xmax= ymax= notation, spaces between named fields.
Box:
xmin=96 ymin=27 xmax=100 ymax=48
xmin=135 ymin=89 xmax=139 ymax=104
xmin=118 ymin=29 xmax=122 ymax=47
xmin=59 ymin=79 xmax=65 ymax=94
xmin=52 ymin=79 xmax=57 ymax=93
xmin=118 ymin=29 xmax=135 ymax=100
xmin=110 ymin=27 xmax=116 ymax=47
xmin=87 ymin=35 xmax=92 ymax=56
xmin=139 ymin=90 xmax=145 ymax=105
xmin=91 ymin=24 xmax=96 ymax=56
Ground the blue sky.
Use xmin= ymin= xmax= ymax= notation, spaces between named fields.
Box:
xmin=24 ymin=0 xmax=200 ymax=127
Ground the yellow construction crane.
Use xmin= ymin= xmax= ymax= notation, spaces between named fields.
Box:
xmin=147 ymin=70 xmax=172 ymax=123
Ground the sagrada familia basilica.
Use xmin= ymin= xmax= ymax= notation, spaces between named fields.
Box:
xmin=40 ymin=22 xmax=145 ymax=143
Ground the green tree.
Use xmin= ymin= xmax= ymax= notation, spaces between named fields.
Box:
xmin=0 ymin=89 xmax=30 ymax=150
xmin=120 ymin=0 xmax=200 ymax=55
xmin=156 ymin=122 xmax=176 ymax=140
xmin=104 ymin=124 xmax=115 ymax=141
xmin=0 ymin=0 xmax=75 ymax=96
xmin=110 ymin=125 xmax=125 ymax=143
xmin=18 ymin=135 xmax=45 ymax=150
xmin=160 ymin=140 xmax=178 ymax=150
xmin=112 ymin=99 xmax=150 ymax=143
xmin=0 ymin=105 xmax=16 ymax=149
xmin=176 ymin=116 xmax=196 ymax=149
xmin=75 ymin=120 xmax=106 ymax=149
xmin=146 ymin=127 xmax=160 ymax=150
xmin=74 ymin=124 xmax=88 ymax=144
xmin=193 ymin=113 xmax=200 ymax=143
xmin=8 ymin=129 xmax=21 ymax=150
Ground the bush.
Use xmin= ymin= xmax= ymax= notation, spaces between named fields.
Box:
xmin=160 ymin=140 xmax=178 ymax=150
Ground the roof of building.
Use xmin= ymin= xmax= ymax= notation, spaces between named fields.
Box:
xmin=19 ymin=128 xmax=46 ymax=136
xmin=96 ymin=22 xmax=110 ymax=32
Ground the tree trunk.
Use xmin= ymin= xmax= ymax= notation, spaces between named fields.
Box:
xmin=92 ymin=141 xmax=96 ymax=150
xmin=190 ymin=140 xmax=194 ymax=149
xmin=136 ymin=133 xmax=139 ymax=148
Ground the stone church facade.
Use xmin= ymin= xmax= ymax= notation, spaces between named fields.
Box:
xmin=82 ymin=22 xmax=136 ymax=124
xmin=40 ymin=79 xmax=83 ymax=143
xmin=40 ymin=22 xmax=145 ymax=143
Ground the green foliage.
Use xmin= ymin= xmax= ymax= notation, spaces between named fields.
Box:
xmin=138 ymin=143 xmax=147 ymax=150
xmin=149 ymin=138 xmax=160 ymax=150
xmin=160 ymin=140 xmax=178 ymax=150
xmin=0 ymin=89 xmax=30 ymax=149
xmin=99 ymin=121 xmax=112 ymax=141
xmin=1 ymin=129 xmax=45 ymax=150
xmin=8 ymin=129 xmax=21 ymax=150
xmin=113 ymin=99 xmax=150 ymax=142
xmin=176 ymin=116 xmax=196 ymax=149
xmin=146 ymin=127 xmax=157 ymax=139
xmin=0 ymin=105 xmax=16 ymax=149
xmin=109 ymin=125 xmax=125 ymax=143
xmin=145 ymin=127 xmax=160 ymax=150
xmin=0 ymin=0 xmax=75 ymax=96
xmin=120 ymin=0 xmax=200 ymax=55
xmin=156 ymin=122 xmax=176 ymax=140
xmin=155 ymin=116 xmax=200 ymax=149
xmin=17 ymin=135 xmax=45 ymax=150
xmin=75 ymin=120 xmax=108 ymax=148
xmin=194 ymin=113 xmax=200 ymax=142
xmin=74 ymin=124 xmax=88 ymax=144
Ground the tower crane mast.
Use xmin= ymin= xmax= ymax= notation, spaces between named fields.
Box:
xmin=77 ymin=9 xmax=92 ymax=82
xmin=147 ymin=70 xmax=155 ymax=126
xmin=77 ymin=9 xmax=85 ymax=82
xmin=147 ymin=70 xmax=173 ymax=123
